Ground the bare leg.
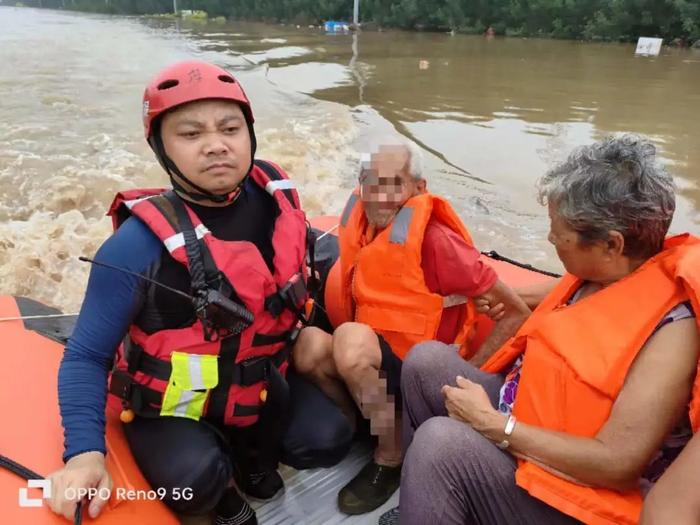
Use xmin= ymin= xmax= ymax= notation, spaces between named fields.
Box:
xmin=333 ymin=322 xmax=401 ymax=466
xmin=292 ymin=326 xmax=357 ymax=430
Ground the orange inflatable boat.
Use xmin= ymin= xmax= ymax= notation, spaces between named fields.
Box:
xmin=0 ymin=294 xmax=179 ymax=524
xmin=0 ymin=215 xmax=556 ymax=524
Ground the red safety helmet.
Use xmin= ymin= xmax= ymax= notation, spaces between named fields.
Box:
xmin=142 ymin=60 xmax=254 ymax=138
xmin=142 ymin=61 xmax=256 ymax=204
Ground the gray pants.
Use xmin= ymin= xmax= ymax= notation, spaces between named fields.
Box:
xmin=399 ymin=341 xmax=581 ymax=525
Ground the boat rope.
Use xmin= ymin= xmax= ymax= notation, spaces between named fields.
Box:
xmin=0 ymin=454 xmax=42 ymax=481
xmin=0 ymin=454 xmax=82 ymax=524
xmin=316 ymin=223 xmax=339 ymax=241
xmin=0 ymin=313 xmax=79 ymax=322
xmin=481 ymin=250 xmax=562 ymax=278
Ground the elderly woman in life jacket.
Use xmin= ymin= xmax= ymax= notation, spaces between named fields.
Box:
xmin=379 ymin=134 xmax=700 ymax=525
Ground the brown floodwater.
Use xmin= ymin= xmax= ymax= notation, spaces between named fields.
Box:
xmin=1 ymin=7 xmax=698 ymax=310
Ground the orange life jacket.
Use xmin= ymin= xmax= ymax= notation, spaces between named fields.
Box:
xmin=482 ymin=233 xmax=700 ymax=525
xmin=106 ymin=160 xmax=309 ymax=427
xmin=338 ymin=191 xmax=478 ymax=360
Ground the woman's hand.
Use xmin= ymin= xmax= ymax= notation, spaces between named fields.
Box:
xmin=442 ymin=376 xmax=504 ymax=434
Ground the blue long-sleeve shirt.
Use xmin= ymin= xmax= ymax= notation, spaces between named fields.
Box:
xmin=58 ymin=180 xmax=275 ymax=462
xmin=58 ymin=217 xmax=161 ymax=461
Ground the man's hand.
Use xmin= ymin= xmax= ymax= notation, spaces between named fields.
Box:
xmin=474 ymin=278 xmax=560 ymax=319
xmin=470 ymin=279 xmax=530 ymax=367
xmin=474 ymin=296 xmax=505 ymax=321
xmin=46 ymin=451 xmax=112 ymax=521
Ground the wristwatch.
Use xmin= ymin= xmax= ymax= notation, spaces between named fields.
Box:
xmin=496 ymin=415 xmax=517 ymax=450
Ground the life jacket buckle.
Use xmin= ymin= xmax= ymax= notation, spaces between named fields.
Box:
xmin=286 ymin=324 xmax=301 ymax=346
xmin=109 ymin=370 xmax=134 ymax=401
xmin=109 ymin=370 xmax=157 ymax=416
xmin=279 ymin=273 xmax=307 ymax=311
xmin=264 ymin=273 xmax=307 ymax=318
xmin=236 ymin=355 xmax=269 ymax=387
xmin=124 ymin=338 xmax=144 ymax=375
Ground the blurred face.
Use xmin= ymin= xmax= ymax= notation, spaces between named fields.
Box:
xmin=359 ymin=145 xmax=426 ymax=228
xmin=160 ymin=99 xmax=251 ymax=197
xmin=547 ymin=203 xmax=616 ymax=282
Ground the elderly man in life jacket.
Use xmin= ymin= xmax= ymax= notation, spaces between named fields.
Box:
xmin=47 ymin=61 xmax=353 ymax=525
xmin=380 ymin=134 xmax=700 ymax=525
xmin=293 ymin=137 xmax=530 ymax=514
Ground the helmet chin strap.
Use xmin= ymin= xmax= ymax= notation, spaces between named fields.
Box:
xmin=148 ymin=120 xmax=258 ymax=205
xmin=170 ymin=170 xmax=244 ymax=204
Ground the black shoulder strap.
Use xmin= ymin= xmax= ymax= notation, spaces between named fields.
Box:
xmin=254 ymin=159 xmax=297 ymax=209
xmin=162 ymin=191 xmax=211 ymax=292
xmin=306 ymin=223 xmax=319 ymax=297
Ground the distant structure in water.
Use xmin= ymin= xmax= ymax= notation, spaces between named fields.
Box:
xmin=324 ymin=21 xmax=351 ymax=33
xmin=635 ymin=37 xmax=663 ymax=56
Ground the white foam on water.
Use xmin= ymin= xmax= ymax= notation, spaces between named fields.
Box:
xmin=0 ymin=8 xmax=359 ymax=311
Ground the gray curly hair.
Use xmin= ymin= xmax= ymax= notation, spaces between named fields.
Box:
xmin=538 ymin=134 xmax=676 ymax=260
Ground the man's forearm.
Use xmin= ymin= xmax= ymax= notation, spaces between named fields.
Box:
xmin=58 ymin=351 xmax=110 ymax=462
xmin=469 ymin=311 xmax=527 ymax=368
xmin=516 ymin=278 xmax=559 ymax=310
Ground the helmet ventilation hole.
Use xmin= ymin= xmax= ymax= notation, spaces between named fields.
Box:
xmin=157 ymin=79 xmax=179 ymax=90
xmin=218 ymin=75 xmax=236 ymax=84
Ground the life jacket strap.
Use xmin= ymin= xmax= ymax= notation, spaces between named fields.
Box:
xmin=124 ymin=338 xmax=291 ymax=389
xmin=231 ymin=347 xmax=290 ymax=387
xmin=124 ymin=336 xmax=170 ymax=380
xmin=109 ymin=370 xmax=162 ymax=417
xmin=264 ymin=272 xmax=308 ymax=318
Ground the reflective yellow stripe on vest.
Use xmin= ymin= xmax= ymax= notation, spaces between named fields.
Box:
xmin=160 ymin=352 xmax=219 ymax=420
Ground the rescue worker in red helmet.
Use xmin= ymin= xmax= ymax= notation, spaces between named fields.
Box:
xmin=49 ymin=61 xmax=353 ymax=525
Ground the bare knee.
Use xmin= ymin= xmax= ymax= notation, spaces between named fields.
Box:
xmin=332 ymin=322 xmax=381 ymax=377
xmin=292 ymin=326 xmax=333 ymax=377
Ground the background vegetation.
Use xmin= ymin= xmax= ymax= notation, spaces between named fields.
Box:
xmin=24 ymin=0 xmax=700 ymax=43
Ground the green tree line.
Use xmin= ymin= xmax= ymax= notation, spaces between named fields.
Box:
xmin=21 ymin=0 xmax=700 ymax=43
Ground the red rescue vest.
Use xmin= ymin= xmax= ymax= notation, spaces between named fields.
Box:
xmin=107 ymin=160 xmax=308 ymax=427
